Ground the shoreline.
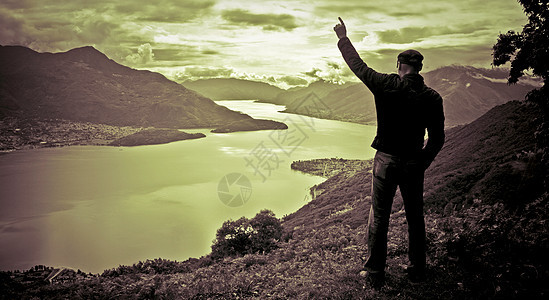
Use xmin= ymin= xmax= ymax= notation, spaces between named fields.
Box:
xmin=0 ymin=116 xmax=286 ymax=154
xmin=0 ymin=117 xmax=143 ymax=153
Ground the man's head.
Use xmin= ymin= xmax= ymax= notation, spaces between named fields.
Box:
xmin=397 ymin=49 xmax=424 ymax=75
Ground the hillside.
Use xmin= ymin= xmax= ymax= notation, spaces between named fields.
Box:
xmin=182 ymin=78 xmax=284 ymax=102
xmin=2 ymin=100 xmax=546 ymax=298
xmin=0 ymin=45 xmax=284 ymax=130
xmin=423 ymin=100 xmax=546 ymax=211
xmin=424 ymin=66 xmax=539 ymax=125
xmin=108 ymin=128 xmax=205 ymax=146
xmin=183 ymin=66 xmax=540 ymax=127
xmin=283 ymin=66 xmax=539 ymax=126
xmin=285 ymin=100 xmax=546 ymax=226
xmin=284 ymin=82 xmax=376 ymax=125
xmin=183 ymin=78 xmax=353 ymax=106
xmin=272 ymin=80 xmax=354 ymax=106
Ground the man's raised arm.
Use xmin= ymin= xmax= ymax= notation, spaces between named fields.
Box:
xmin=334 ymin=18 xmax=390 ymax=92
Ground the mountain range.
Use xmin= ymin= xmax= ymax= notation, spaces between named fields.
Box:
xmin=0 ymin=45 xmax=284 ymax=130
xmin=183 ymin=66 xmax=540 ymax=126
xmin=182 ymin=78 xmax=284 ymax=103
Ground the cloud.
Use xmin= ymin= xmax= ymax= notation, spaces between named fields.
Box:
xmin=114 ymin=0 xmax=216 ymax=23
xmin=376 ymin=24 xmax=493 ymax=44
xmin=303 ymin=67 xmax=322 ymax=79
xmin=327 ymin=61 xmax=341 ymax=70
xmin=302 ymin=60 xmax=353 ymax=84
xmin=125 ymin=43 xmax=155 ymax=65
xmin=377 ymin=27 xmax=432 ymax=44
xmin=277 ymin=75 xmax=308 ymax=86
xmin=0 ymin=4 xmax=125 ymax=53
xmin=73 ymin=12 xmax=120 ymax=44
xmin=0 ymin=0 xmax=529 ymax=85
xmin=0 ymin=8 xmax=33 ymax=46
xmin=145 ymin=46 xmax=200 ymax=63
xmin=202 ymin=49 xmax=219 ymax=55
xmin=0 ymin=0 xmax=30 ymax=10
xmin=221 ymin=9 xmax=299 ymax=31
xmin=314 ymin=1 xmax=448 ymax=19
xmin=355 ymin=44 xmax=494 ymax=74
xmin=1 ymin=0 xmax=216 ymax=50
xmin=174 ymin=66 xmax=235 ymax=82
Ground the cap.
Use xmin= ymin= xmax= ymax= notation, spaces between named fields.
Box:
xmin=397 ymin=49 xmax=424 ymax=71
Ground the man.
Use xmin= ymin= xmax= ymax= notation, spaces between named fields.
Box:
xmin=333 ymin=18 xmax=445 ymax=289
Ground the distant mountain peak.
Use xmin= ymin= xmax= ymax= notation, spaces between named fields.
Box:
xmin=66 ymin=45 xmax=100 ymax=53
xmin=61 ymin=45 xmax=111 ymax=64
xmin=0 ymin=45 xmax=263 ymax=129
xmin=0 ymin=45 xmax=39 ymax=62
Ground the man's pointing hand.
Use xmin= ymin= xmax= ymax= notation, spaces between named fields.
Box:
xmin=333 ymin=17 xmax=347 ymax=39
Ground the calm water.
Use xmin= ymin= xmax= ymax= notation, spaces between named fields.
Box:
xmin=0 ymin=100 xmax=376 ymax=273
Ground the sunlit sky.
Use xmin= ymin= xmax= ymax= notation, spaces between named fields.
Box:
xmin=1 ymin=0 xmax=527 ymax=88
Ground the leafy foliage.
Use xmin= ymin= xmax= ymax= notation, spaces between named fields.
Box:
xmin=492 ymin=0 xmax=549 ymax=192
xmin=492 ymin=0 xmax=549 ymax=87
xmin=210 ymin=209 xmax=283 ymax=259
xmin=101 ymin=258 xmax=202 ymax=277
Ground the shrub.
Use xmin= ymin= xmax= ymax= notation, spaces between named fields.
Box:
xmin=210 ymin=209 xmax=283 ymax=259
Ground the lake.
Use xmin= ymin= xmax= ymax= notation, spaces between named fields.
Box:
xmin=0 ymin=100 xmax=376 ymax=273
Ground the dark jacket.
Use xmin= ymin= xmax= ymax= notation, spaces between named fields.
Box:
xmin=337 ymin=37 xmax=445 ymax=168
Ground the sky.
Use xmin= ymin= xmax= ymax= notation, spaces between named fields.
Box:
xmin=1 ymin=0 xmax=528 ymax=88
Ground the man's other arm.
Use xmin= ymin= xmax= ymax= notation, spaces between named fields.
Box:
xmin=422 ymin=95 xmax=445 ymax=169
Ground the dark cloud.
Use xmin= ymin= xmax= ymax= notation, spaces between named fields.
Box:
xmin=202 ymin=49 xmax=219 ymax=55
xmin=221 ymin=9 xmax=299 ymax=31
xmin=0 ymin=8 xmax=33 ymax=46
xmin=356 ymin=44 xmax=493 ymax=74
xmin=75 ymin=16 xmax=120 ymax=44
xmin=303 ymin=67 xmax=322 ymax=79
xmin=2 ymin=0 xmax=215 ymax=23
xmin=314 ymin=1 xmax=446 ymax=19
xmin=327 ymin=61 xmax=340 ymax=70
xmin=0 ymin=0 xmax=31 ymax=10
xmin=144 ymin=40 xmax=232 ymax=65
xmin=1 ymin=0 xmax=217 ymax=51
xmin=0 ymin=2 xmax=126 ymax=52
xmin=150 ymin=47 xmax=198 ymax=62
xmin=175 ymin=66 xmax=235 ymax=82
xmin=277 ymin=75 xmax=308 ymax=86
xmin=114 ymin=0 xmax=216 ymax=22
xmin=377 ymin=24 xmax=492 ymax=44
xmin=377 ymin=27 xmax=433 ymax=44
xmin=315 ymin=3 xmax=381 ymax=15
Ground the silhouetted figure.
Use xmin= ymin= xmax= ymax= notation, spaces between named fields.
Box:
xmin=334 ymin=17 xmax=445 ymax=289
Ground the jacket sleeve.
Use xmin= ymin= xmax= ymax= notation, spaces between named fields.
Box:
xmin=337 ymin=37 xmax=393 ymax=93
xmin=422 ymin=94 xmax=445 ymax=169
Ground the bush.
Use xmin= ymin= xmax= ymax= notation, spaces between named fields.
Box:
xmin=211 ymin=209 xmax=283 ymax=259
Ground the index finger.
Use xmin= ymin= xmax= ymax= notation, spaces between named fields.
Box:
xmin=338 ymin=17 xmax=345 ymax=25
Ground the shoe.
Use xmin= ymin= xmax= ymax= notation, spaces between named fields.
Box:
xmin=359 ymin=270 xmax=385 ymax=290
xmin=406 ymin=265 xmax=426 ymax=283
